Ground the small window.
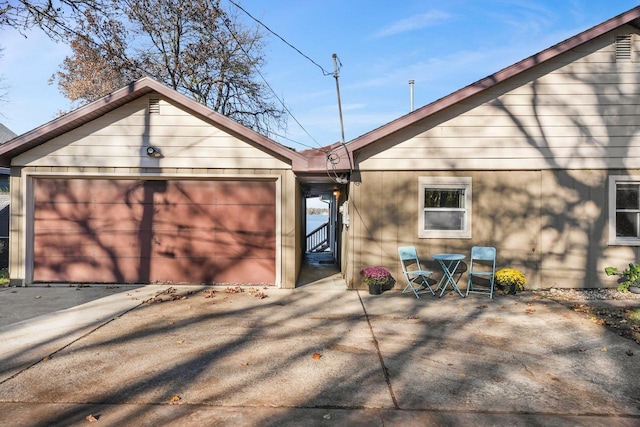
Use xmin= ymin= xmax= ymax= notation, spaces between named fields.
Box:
xmin=609 ymin=176 xmax=640 ymax=245
xmin=419 ymin=177 xmax=472 ymax=239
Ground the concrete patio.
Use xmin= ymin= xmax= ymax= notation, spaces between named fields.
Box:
xmin=0 ymin=284 xmax=639 ymax=426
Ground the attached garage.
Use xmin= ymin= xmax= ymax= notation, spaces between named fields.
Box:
xmin=33 ymin=178 xmax=276 ymax=284
xmin=0 ymin=78 xmax=306 ymax=288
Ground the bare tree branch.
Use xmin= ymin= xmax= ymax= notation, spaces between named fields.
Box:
xmin=50 ymin=0 xmax=285 ymax=135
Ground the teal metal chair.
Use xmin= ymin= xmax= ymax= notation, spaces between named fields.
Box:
xmin=398 ymin=246 xmax=435 ymax=298
xmin=465 ymin=246 xmax=497 ymax=299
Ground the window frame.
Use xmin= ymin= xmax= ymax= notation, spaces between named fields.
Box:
xmin=418 ymin=176 xmax=472 ymax=239
xmin=608 ymin=175 xmax=640 ymax=246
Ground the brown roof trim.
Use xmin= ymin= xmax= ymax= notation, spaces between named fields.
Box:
xmin=0 ymin=77 xmax=307 ymax=169
xmin=346 ymin=6 xmax=640 ymax=153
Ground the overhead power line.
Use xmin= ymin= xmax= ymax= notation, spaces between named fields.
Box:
xmin=227 ymin=0 xmax=333 ymax=76
xmin=219 ymin=8 xmax=324 ymax=150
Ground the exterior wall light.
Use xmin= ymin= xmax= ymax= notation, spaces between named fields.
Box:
xmin=146 ymin=146 xmax=163 ymax=158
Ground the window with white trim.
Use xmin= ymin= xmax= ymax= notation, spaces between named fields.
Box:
xmin=609 ymin=176 xmax=640 ymax=245
xmin=418 ymin=177 xmax=472 ymax=239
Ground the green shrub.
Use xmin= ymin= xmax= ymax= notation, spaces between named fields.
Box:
xmin=604 ymin=263 xmax=640 ymax=292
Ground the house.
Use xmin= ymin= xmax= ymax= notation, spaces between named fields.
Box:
xmin=2 ymin=7 xmax=640 ymax=289
xmin=0 ymin=123 xmax=14 ymax=270
xmin=333 ymin=5 xmax=640 ymax=290
xmin=0 ymin=80 xmax=330 ymax=287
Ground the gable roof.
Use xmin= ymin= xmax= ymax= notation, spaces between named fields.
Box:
xmin=0 ymin=123 xmax=16 ymax=144
xmin=346 ymin=6 xmax=640 ymax=154
xmin=0 ymin=77 xmax=307 ymax=169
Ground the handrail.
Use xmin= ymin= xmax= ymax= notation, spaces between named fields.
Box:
xmin=306 ymin=221 xmax=329 ymax=252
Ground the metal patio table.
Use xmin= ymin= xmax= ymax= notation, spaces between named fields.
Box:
xmin=432 ymin=253 xmax=466 ymax=297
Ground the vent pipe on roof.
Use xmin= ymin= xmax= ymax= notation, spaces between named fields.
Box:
xmin=409 ymin=80 xmax=415 ymax=112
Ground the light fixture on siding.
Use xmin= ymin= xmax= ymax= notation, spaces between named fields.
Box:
xmin=146 ymin=146 xmax=163 ymax=158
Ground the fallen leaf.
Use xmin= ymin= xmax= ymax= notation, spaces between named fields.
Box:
xmin=525 ymin=308 xmax=536 ymax=314
xmin=476 ymin=305 xmax=487 ymax=309
xmin=526 ymin=302 xmax=533 ymax=306
xmin=312 ymin=352 xmax=322 ymax=360
xmin=176 ymin=339 xmax=184 ymax=344
xmin=458 ymin=307 xmax=464 ymax=311
xmin=323 ymin=413 xmax=332 ymax=420
xmin=86 ymin=414 xmax=98 ymax=422
xmin=459 ymin=373 xmax=466 ymax=378
xmin=601 ymin=346 xmax=607 ymax=352
xmin=169 ymin=395 xmax=181 ymax=404
xmin=202 ymin=290 xmax=216 ymax=298
xmin=35 ymin=295 xmax=42 ymax=299
xmin=242 ymin=362 xmax=249 ymax=366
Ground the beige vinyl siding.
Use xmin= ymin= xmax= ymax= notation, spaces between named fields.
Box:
xmin=12 ymin=95 xmax=291 ymax=170
xmin=358 ymin=27 xmax=640 ymax=171
xmin=345 ymin=169 xmax=638 ymax=290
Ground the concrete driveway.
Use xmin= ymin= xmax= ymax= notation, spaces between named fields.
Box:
xmin=0 ymin=284 xmax=639 ymax=426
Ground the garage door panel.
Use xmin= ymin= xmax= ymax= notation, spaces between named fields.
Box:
xmin=214 ymin=231 xmax=276 ymax=258
xmin=212 ymin=258 xmax=274 ymax=284
xmin=34 ymin=217 xmax=145 ymax=234
xmin=215 ymin=205 xmax=275 ymax=232
xmin=33 ymin=178 xmax=276 ymax=284
xmin=153 ymin=231 xmax=215 ymax=257
xmin=215 ymin=181 xmax=275 ymax=205
xmin=153 ymin=208 xmax=216 ymax=231
xmin=34 ymin=202 xmax=93 ymax=221
xmin=34 ymin=257 xmax=143 ymax=283
xmin=34 ymin=217 xmax=88 ymax=233
xmin=161 ymin=181 xmax=216 ymax=205
xmin=35 ymin=230 xmax=144 ymax=256
xmin=34 ymin=234 xmax=93 ymax=259
xmin=150 ymin=257 xmax=273 ymax=284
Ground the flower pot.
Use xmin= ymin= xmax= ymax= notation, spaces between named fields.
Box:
xmin=629 ymin=285 xmax=640 ymax=294
xmin=502 ymin=284 xmax=517 ymax=295
xmin=368 ymin=284 xmax=382 ymax=295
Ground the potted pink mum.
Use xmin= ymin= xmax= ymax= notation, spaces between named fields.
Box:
xmin=360 ymin=266 xmax=395 ymax=295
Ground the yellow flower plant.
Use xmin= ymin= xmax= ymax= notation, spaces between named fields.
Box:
xmin=495 ymin=268 xmax=527 ymax=294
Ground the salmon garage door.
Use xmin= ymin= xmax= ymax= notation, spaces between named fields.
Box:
xmin=33 ymin=178 xmax=276 ymax=284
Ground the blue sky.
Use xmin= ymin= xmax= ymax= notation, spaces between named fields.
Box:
xmin=0 ymin=1 xmax=639 ymax=151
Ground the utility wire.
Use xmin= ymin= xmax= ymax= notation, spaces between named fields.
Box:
xmin=219 ymin=9 xmax=325 ymax=151
xmin=227 ymin=0 xmax=333 ymax=76
xmin=269 ymin=130 xmax=326 ymax=151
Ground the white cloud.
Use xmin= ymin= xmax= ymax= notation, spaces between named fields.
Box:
xmin=372 ymin=10 xmax=451 ymax=39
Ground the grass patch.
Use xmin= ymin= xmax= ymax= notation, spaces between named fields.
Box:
xmin=628 ymin=308 xmax=640 ymax=324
